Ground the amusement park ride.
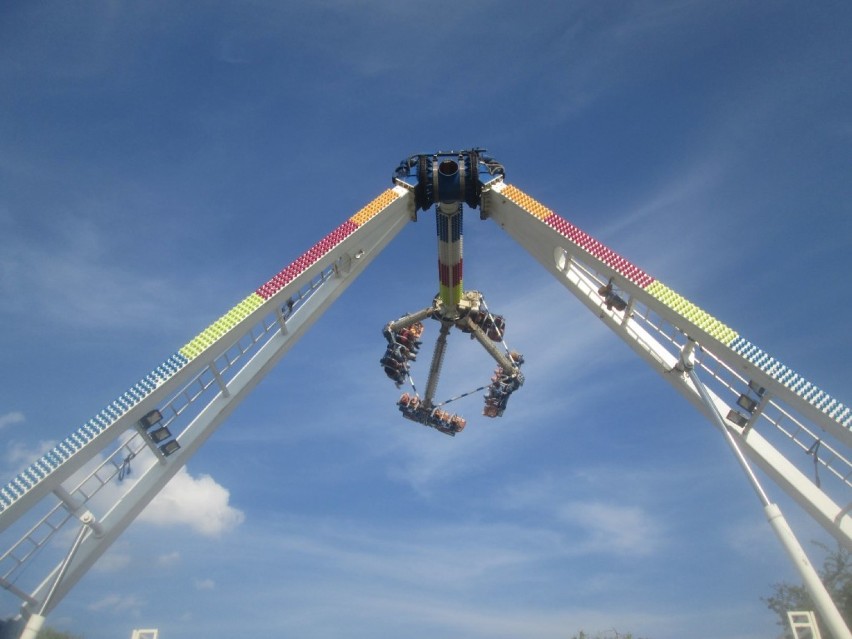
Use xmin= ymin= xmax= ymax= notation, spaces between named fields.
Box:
xmin=0 ymin=150 xmax=850 ymax=638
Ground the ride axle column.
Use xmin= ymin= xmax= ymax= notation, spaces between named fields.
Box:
xmin=436 ymin=201 xmax=463 ymax=314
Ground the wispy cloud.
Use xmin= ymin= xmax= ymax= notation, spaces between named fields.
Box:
xmin=180 ymin=514 xmax=694 ymax=639
xmin=497 ymin=466 xmax=672 ymax=558
xmin=156 ymin=551 xmax=181 ymax=567
xmin=493 ymin=1 xmax=735 ymax=126
xmin=87 ymin=593 xmax=145 ymax=616
xmin=243 ymin=515 xmax=568 ymax=591
xmin=3 ymin=438 xmax=56 ymax=478
xmin=91 ymin=550 xmax=132 ymax=573
xmin=0 ymin=215 xmax=186 ymax=331
xmin=0 ymin=411 xmax=24 ymax=430
xmin=558 ymin=500 xmax=664 ymax=556
xmin=266 ymin=587 xmax=679 ymax=639
xmin=194 ymin=578 xmax=216 ymax=591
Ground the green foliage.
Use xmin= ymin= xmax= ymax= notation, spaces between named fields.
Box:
xmin=570 ymin=630 xmax=647 ymax=639
xmin=37 ymin=627 xmax=84 ymax=639
xmin=764 ymin=542 xmax=852 ymax=639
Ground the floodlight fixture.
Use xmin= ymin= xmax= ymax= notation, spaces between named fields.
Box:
xmin=148 ymin=426 xmax=172 ymax=443
xmin=737 ymin=394 xmax=758 ymax=413
xmin=159 ymin=440 xmax=181 ymax=457
xmin=139 ymin=409 xmax=163 ymax=429
xmin=726 ymin=409 xmax=749 ymax=427
xmin=748 ymin=380 xmax=766 ymax=396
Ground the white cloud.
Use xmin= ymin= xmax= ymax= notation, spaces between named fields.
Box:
xmin=139 ymin=466 xmax=245 ymax=537
xmin=194 ymin=578 xmax=215 ymax=590
xmin=0 ymin=411 xmax=24 ymax=430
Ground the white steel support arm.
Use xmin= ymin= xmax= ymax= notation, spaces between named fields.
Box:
xmin=1 ymin=187 xmax=414 ymax=624
xmin=482 ymin=180 xmax=852 ymax=551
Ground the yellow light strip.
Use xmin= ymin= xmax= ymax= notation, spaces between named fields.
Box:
xmin=350 ymin=189 xmax=400 ymax=226
xmin=646 ymin=281 xmax=738 ymax=345
xmin=499 ymin=184 xmax=551 ymax=220
xmin=179 ymin=293 xmax=266 ymax=360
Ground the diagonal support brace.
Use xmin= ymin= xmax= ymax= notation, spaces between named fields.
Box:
xmin=680 ymin=341 xmax=851 ymax=639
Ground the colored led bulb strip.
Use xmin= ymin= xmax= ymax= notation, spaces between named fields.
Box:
xmin=0 ymin=189 xmax=401 ymax=513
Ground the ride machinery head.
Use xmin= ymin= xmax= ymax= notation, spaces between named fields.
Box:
xmin=383 ymin=150 xmax=523 ymax=436
xmin=394 ymin=149 xmax=504 ymax=311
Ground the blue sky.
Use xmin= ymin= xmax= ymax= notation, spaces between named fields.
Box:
xmin=1 ymin=2 xmax=852 ymax=638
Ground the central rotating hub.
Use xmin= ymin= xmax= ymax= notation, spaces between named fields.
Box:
xmin=380 ymin=149 xmax=523 ymax=437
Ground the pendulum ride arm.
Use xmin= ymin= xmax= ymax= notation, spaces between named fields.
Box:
xmin=463 ymin=316 xmax=517 ymax=373
xmin=386 ymin=308 xmax=435 ymax=335
xmin=0 ymin=185 xmax=415 ymax=628
xmin=424 ymin=322 xmax=452 ymax=408
xmin=480 ymin=177 xmax=852 ymax=636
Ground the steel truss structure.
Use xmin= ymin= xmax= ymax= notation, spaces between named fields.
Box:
xmin=0 ymin=150 xmax=849 ymax=638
